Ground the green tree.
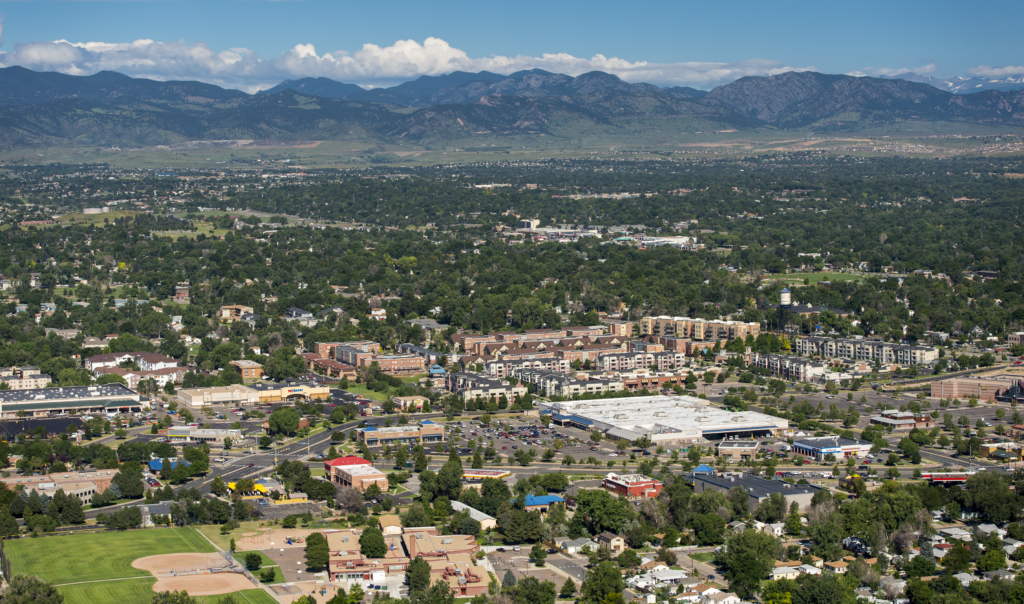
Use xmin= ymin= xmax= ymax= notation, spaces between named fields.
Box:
xmin=267 ymin=407 xmax=301 ymax=435
xmin=305 ymin=532 xmax=330 ymax=571
xmin=718 ymin=529 xmax=779 ymax=599
xmin=559 ymin=578 xmax=577 ymax=598
xmin=406 ymin=556 xmax=432 ymax=593
xmin=580 ymin=561 xmax=625 ymax=604
xmin=1 ymin=574 xmax=65 ymax=603
xmin=244 ymin=552 xmax=262 ymax=570
xmin=151 ymin=591 xmax=199 ymax=604
xmin=942 ymin=543 xmax=971 ymax=573
xmin=359 ymin=526 xmax=387 ymax=558
xmin=531 ymin=543 xmax=548 ymax=567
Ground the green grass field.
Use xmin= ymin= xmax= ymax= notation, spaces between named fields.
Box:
xmin=6 ymin=527 xmax=214 ymax=584
xmin=772 ymin=272 xmax=866 ymax=285
xmin=59 ymin=580 xmax=275 ymax=604
xmin=6 ymin=528 xmax=280 ymax=604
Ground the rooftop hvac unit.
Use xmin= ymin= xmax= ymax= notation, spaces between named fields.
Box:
xmin=654 ymin=412 xmax=668 ymax=417
xmin=614 ymin=414 xmax=628 ymax=419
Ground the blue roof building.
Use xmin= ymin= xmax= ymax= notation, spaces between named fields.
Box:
xmin=692 ymin=464 xmax=716 ymax=476
xmin=514 ymin=494 xmax=566 ymax=513
xmin=149 ymin=459 xmax=190 ymax=471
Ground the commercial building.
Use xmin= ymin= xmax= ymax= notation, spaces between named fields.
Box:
xmin=640 ymin=316 xmax=760 ymax=341
xmin=794 ymin=337 xmax=938 ymax=366
xmin=869 ymin=410 xmax=936 ymax=431
xmin=371 ymin=354 xmax=426 ymax=375
xmin=520 ymin=495 xmax=565 ymax=514
xmin=334 ymin=465 xmax=389 ymax=493
xmin=792 ymin=436 xmax=872 ymax=460
xmin=0 ymin=384 xmax=146 ymax=419
xmin=717 ymin=441 xmax=761 ymax=461
xmin=175 ymin=385 xmax=260 ymax=407
xmin=692 ymin=474 xmax=823 ymax=512
xmin=601 ymin=473 xmax=663 ymax=499
xmin=356 ymin=420 xmax=445 ymax=447
xmin=0 ymin=470 xmax=116 ymax=505
xmin=543 ymin=395 xmax=788 ymax=445
xmin=461 ymin=469 xmax=510 ymax=491
xmin=931 ymin=376 xmax=1018 ymax=402
xmin=166 ymin=426 xmax=241 ymax=445
xmin=175 ymin=382 xmax=329 ymax=406
xmin=229 ymin=360 xmax=264 ymax=379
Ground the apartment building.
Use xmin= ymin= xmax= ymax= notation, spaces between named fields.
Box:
xmin=396 ymin=343 xmax=445 ymax=366
xmin=510 ymin=368 xmax=624 ymax=397
xmin=333 ymin=341 xmax=382 ymax=365
xmin=596 ymin=351 xmax=688 ymax=372
xmin=640 ymin=316 xmax=760 ymax=341
xmin=315 ymin=342 xmax=345 ymax=358
xmin=444 ymin=372 xmax=528 ymax=401
xmin=0 ymin=366 xmax=51 ymax=389
xmin=751 ymin=354 xmax=831 ymax=383
xmin=229 ymin=360 xmax=264 ymax=379
xmin=84 ymin=351 xmax=179 ymax=373
xmin=794 ymin=337 xmax=938 ymax=366
xmin=372 ymin=354 xmax=426 ymax=375
xmin=485 ymin=357 xmax=572 ymax=379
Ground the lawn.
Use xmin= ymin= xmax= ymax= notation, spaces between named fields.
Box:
xmin=774 ymin=272 xmax=866 ymax=285
xmin=6 ymin=527 xmax=215 ymax=585
xmin=229 ymin=551 xmax=285 ymax=585
xmin=59 ymin=580 xmax=276 ymax=604
xmin=688 ymin=552 xmax=715 ymax=563
xmin=196 ymin=520 xmax=267 ymax=551
xmin=343 ymin=383 xmax=390 ymax=402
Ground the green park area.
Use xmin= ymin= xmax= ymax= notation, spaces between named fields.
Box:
xmin=3 ymin=527 xmax=273 ymax=604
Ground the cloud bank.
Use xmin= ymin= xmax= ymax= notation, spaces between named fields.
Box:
xmin=846 ymin=64 xmax=936 ymax=78
xmin=0 ymin=36 xmax=812 ymax=91
xmin=967 ymin=65 xmax=1024 ymax=78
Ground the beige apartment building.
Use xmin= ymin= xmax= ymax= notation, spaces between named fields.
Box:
xmin=640 ymin=316 xmax=760 ymax=341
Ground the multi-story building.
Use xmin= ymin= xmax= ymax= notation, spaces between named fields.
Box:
xmin=396 ymin=344 xmax=445 ymax=366
xmin=356 ymin=420 xmax=446 ymax=447
xmin=371 ymin=354 xmax=426 ymax=375
xmin=640 ymin=316 xmax=760 ymax=341
xmin=601 ymin=473 xmax=663 ymax=499
xmin=0 ymin=366 xmax=51 ymax=389
xmin=485 ymin=357 xmax=572 ymax=379
xmin=751 ymin=354 xmax=831 ymax=383
xmin=717 ymin=441 xmax=761 ymax=461
xmin=0 ymin=470 xmax=117 ymax=505
xmin=84 ymin=351 xmax=179 ymax=373
xmin=229 ymin=360 xmax=264 ymax=379
xmin=794 ymin=337 xmax=938 ymax=366
xmin=324 ymin=456 xmax=389 ymax=492
xmin=315 ymin=342 xmax=345 ymax=358
xmin=931 ymin=376 xmax=1017 ymax=402
xmin=444 ymin=372 xmax=528 ymax=401
xmin=510 ymin=368 xmax=624 ymax=398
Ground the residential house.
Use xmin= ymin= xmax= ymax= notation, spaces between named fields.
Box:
xmin=596 ymin=531 xmax=626 ymax=555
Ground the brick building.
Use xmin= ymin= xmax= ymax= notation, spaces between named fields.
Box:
xmin=601 ymin=473 xmax=664 ymax=499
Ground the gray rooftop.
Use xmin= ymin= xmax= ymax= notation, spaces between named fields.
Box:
xmin=0 ymin=383 xmax=138 ymax=403
xmin=695 ymin=474 xmax=823 ymax=498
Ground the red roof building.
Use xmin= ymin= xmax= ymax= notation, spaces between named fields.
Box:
xmin=601 ymin=473 xmax=663 ymax=499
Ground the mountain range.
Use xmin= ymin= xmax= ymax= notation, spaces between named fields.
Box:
xmin=0 ymin=65 xmax=1021 ymax=147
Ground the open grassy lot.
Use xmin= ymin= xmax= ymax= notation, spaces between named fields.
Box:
xmin=773 ymin=272 xmax=866 ymax=285
xmin=59 ymin=580 xmax=275 ymax=604
xmin=6 ymin=527 xmax=214 ymax=584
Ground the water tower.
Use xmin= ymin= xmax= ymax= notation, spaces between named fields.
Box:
xmin=777 ymin=288 xmax=792 ymax=335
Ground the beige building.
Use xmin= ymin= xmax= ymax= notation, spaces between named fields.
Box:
xmin=334 ymin=464 xmax=389 ymax=493
xmin=219 ymin=305 xmax=254 ymax=322
xmin=640 ymin=316 xmax=760 ymax=341
xmin=0 ymin=470 xmax=116 ymax=505
xmin=379 ymin=514 xmax=404 ymax=535
xmin=176 ymin=385 xmax=260 ymax=407
xmin=931 ymin=376 xmax=1016 ymax=402
xmin=717 ymin=440 xmax=761 ymax=461
xmin=229 ymin=360 xmax=264 ymax=379
xmin=392 ymin=395 xmax=429 ymax=412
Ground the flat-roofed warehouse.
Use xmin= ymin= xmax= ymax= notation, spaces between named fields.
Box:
xmin=542 ymin=395 xmax=788 ymax=445
xmin=0 ymin=384 xmax=146 ymax=419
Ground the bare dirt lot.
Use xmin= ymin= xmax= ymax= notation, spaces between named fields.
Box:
xmin=132 ymin=553 xmax=254 ymax=595
xmin=236 ymin=528 xmax=320 ymax=550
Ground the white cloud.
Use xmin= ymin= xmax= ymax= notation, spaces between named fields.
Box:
xmin=967 ymin=64 xmax=1024 ymax=78
xmin=0 ymin=36 xmax=812 ymax=91
xmin=846 ymin=63 xmax=936 ymax=77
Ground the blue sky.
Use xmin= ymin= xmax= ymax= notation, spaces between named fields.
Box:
xmin=0 ymin=0 xmax=1020 ymax=91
